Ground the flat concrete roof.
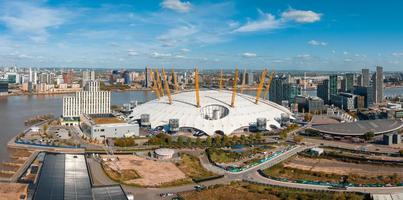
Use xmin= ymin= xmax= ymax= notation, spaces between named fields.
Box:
xmin=311 ymin=119 xmax=403 ymax=136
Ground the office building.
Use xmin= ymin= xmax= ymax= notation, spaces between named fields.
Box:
xmin=329 ymin=75 xmax=338 ymax=99
xmin=6 ymin=72 xmax=19 ymax=84
xmin=352 ymin=86 xmax=373 ymax=108
xmin=80 ymin=114 xmax=139 ymax=139
xmin=63 ymin=81 xmax=111 ymax=117
xmin=295 ymin=95 xmax=324 ymax=113
xmin=331 ymin=92 xmax=357 ymax=111
xmin=0 ymin=78 xmax=8 ymax=95
xmin=269 ymin=76 xmax=300 ymax=104
xmin=317 ymin=79 xmax=330 ymax=104
xmin=343 ymin=73 xmax=355 ymax=92
xmin=361 ymin=68 xmax=370 ymax=87
xmin=372 ymin=66 xmax=384 ymax=104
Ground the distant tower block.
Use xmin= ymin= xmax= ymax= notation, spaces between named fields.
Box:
xmin=140 ymin=114 xmax=151 ymax=127
xmin=169 ymin=118 xmax=179 ymax=132
xmin=256 ymin=118 xmax=267 ymax=131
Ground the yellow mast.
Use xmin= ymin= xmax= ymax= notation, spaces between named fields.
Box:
xmin=162 ymin=68 xmax=172 ymax=104
xmin=171 ymin=69 xmax=179 ymax=92
xmin=263 ymin=71 xmax=275 ymax=100
xmin=155 ymin=69 xmax=164 ymax=96
xmin=219 ymin=69 xmax=223 ymax=91
xmin=231 ymin=68 xmax=238 ymax=107
xmin=240 ymin=68 xmax=246 ymax=94
xmin=195 ymin=68 xmax=200 ymax=107
xmin=150 ymin=70 xmax=160 ymax=100
xmin=255 ymin=68 xmax=268 ymax=104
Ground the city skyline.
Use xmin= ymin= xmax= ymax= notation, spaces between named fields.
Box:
xmin=0 ymin=0 xmax=403 ymax=70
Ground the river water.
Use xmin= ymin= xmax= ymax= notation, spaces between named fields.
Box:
xmin=0 ymin=88 xmax=401 ymax=161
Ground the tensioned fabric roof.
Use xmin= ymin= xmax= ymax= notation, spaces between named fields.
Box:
xmin=129 ymin=90 xmax=292 ymax=135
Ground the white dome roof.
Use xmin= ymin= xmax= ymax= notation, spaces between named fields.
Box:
xmin=130 ymin=90 xmax=292 ymax=135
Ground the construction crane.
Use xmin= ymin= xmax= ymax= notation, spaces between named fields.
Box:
xmin=231 ymin=68 xmax=238 ymax=107
xmin=263 ymin=71 xmax=275 ymax=100
xmin=219 ymin=69 xmax=223 ymax=91
xmin=150 ymin=70 xmax=160 ymax=100
xmin=171 ymin=69 xmax=179 ymax=92
xmin=240 ymin=68 xmax=246 ymax=94
xmin=255 ymin=69 xmax=268 ymax=104
xmin=195 ymin=68 xmax=200 ymax=107
xmin=155 ymin=69 xmax=164 ymax=96
xmin=162 ymin=68 xmax=172 ymax=104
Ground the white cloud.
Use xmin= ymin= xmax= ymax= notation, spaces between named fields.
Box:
xmin=308 ymin=40 xmax=327 ymax=46
xmin=234 ymin=12 xmax=281 ymax=32
xmin=235 ymin=8 xmax=321 ymax=33
xmin=242 ymin=52 xmax=257 ymax=57
xmin=0 ymin=2 xmax=68 ymax=42
xmin=296 ymin=54 xmax=311 ymax=58
xmin=127 ymin=49 xmax=139 ymax=56
xmin=180 ymin=48 xmax=190 ymax=52
xmin=157 ymin=25 xmax=198 ymax=46
xmin=161 ymin=0 xmax=191 ymax=13
xmin=281 ymin=9 xmax=322 ymax=23
xmin=175 ymin=55 xmax=185 ymax=58
xmin=392 ymin=52 xmax=403 ymax=57
xmin=150 ymin=51 xmax=171 ymax=58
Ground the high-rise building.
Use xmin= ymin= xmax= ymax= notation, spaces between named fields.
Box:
xmin=331 ymin=92 xmax=357 ymax=111
xmin=361 ymin=68 xmax=370 ymax=87
xmin=329 ymin=75 xmax=338 ymax=99
xmin=352 ymin=86 xmax=373 ymax=108
xmin=144 ymin=67 xmax=152 ymax=88
xmin=343 ymin=73 xmax=355 ymax=92
xmin=82 ymin=70 xmax=96 ymax=87
xmin=269 ymin=76 xmax=300 ymax=104
xmin=317 ymin=79 xmax=330 ymax=104
xmin=63 ymin=81 xmax=111 ymax=117
xmin=372 ymin=66 xmax=384 ymax=104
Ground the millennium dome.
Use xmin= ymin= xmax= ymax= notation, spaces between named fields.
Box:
xmin=129 ymin=90 xmax=292 ymax=135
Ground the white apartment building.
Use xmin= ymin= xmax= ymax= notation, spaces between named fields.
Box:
xmin=63 ymin=81 xmax=111 ymax=117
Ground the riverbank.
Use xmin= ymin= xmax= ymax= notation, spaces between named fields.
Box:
xmin=1 ymin=87 xmax=153 ymax=97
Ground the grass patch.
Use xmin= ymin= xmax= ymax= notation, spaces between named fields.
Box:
xmin=206 ymin=147 xmax=267 ymax=164
xmin=176 ymin=154 xmax=217 ymax=180
xmin=180 ymin=181 xmax=367 ymax=200
xmin=263 ymin=163 xmax=402 ymax=186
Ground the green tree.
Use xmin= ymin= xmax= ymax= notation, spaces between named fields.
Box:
xmin=177 ymin=136 xmax=185 ymax=146
xmin=186 ymin=137 xmax=193 ymax=147
xmin=255 ymin=133 xmax=262 ymax=143
xmin=195 ymin=137 xmax=202 ymax=147
xmin=214 ymin=136 xmax=222 ymax=147
xmin=206 ymin=136 xmax=212 ymax=147
xmin=240 ymin=135 xmax=246 ymax=144
xmin=362 ymin=131 xmax=375 ymax=141
xmin=222 ymin=135 xmax=229 ymax=147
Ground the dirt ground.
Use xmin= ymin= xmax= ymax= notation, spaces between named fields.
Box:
xmin=0 ymin=183 xmax=28 ymax=200
xmin=102 ymin=155 xmax=187 ymax=186
xmin=285 ymin=157 xmax=403 ymax=176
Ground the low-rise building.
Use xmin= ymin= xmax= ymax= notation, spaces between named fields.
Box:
xmin=80 ymin=114 xmax=139 ymax=139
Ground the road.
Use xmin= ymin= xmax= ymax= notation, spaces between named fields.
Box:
xmin=87 ymin=143 xmax=403 ymax=199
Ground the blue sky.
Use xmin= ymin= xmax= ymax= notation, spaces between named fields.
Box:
xmin=0 ymin=0 xmax=402 ymax=71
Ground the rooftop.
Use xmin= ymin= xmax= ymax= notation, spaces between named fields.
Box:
xmin=311 ymin=119 xmax=403 ymax=136
xmin=130 ymin=90 xmax=292 ymax=135
xmin=93 ymin=117 xmax=125 ymax=124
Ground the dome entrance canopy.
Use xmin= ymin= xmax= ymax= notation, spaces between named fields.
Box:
xmin=201 ymin=104 xmax=229 ymax=120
